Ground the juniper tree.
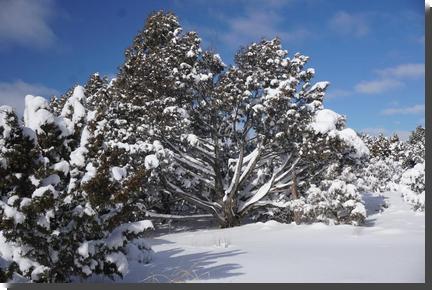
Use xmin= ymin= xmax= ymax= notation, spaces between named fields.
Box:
xmin=1 ymin=88 xmax=154 ymax=282
xmin=103 ymin=11 xmax=225 ymax=215
xmin=108 ymin=11 xmax=370 ymax=227
xmin=403 ymin=126 xmax=425 ymax=169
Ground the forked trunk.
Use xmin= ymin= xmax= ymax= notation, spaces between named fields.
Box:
xmin=220 ymin=196 xmax=241 ymax=228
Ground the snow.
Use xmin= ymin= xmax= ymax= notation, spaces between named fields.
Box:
xmin=7 ymin=195 xmax=19 ymax=206
xmin=338 ymin=128 xmax=370 ymax=158
xmin=61 ymin=86 xmax=86 ymax=124
xmin=0 ymin=201 xmax=25 ymax=224
xmin=24 ymin=95 xmax=71 ymax=136
xmin=310 ymin=109 xmax=369 ymax=158
xmin=0 ymin=105 xmax=14 ymax=139
xmin=53 ymin=160 xmax=70 ymax=175
xmin=36 ymin=209 xmax=54 ymax=229
xmin=81 ymin=163 xmax=97 ymax=184
xmin=307 ymin=81 xmax=329 ymax=92
xmin=106 ymin=252 xmax=129 ymax=275
xmin=111 ymin=166 xmax=127 ymax=181
xmin=80 ymin=126 xmax=91 ymax=146
xmin=106 ymin=220 xmax=154 ymax=250
xmin=184 ymin=134 xmax=199 ymax=146
xmin=70 ymin=146 xmax=89 ymax=168
xmin=163 ymin=106 xmax=188 ymax=118
xmin=186 ymin=49 xmax=195 ymax=58
xmin=31 ymin=265 xmax=49 ymax=281
xmin=398 ymin=162 xmax=425 ymax=210
xmin=41 ymin=174 xmax=61 ymax=186
xmin=238 ymin=178 xmax=273 ymax=212
xmin=213 ymin=54 xmax=226 ymax=67
xmin=144 ymin=154 xmax=159 ymax=170
xmin=0 ymin=232 xmax=47 ymax=278
xmin=92 ymin=190 xmax=424 ymax=283
xmin=310 ymin=109 xmax=342 ymax=134
xmin=77 ymin=242 xmax=94 ymax=259
xmin=24 ymin=95 xmax=54 ymax=131
xmin=32 ymin=185 xmax=58 ymax=198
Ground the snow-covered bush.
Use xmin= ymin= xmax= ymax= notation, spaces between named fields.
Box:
xmin=358 ymin=128 xmax=425 ymax=211
xmin=267 ymin=162 xmax=367 ymax=226
xmin=0 ymin=88 xmax=154 ymax=282
xmin=358 ymin=157 xmax=403 ymax=193
xmin=398 ymin=162 xmax=425 ymax=211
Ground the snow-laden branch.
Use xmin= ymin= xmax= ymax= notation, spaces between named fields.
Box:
xmin=144 ymin=211 xmax=213 ymax=220
xmin=173 ymin=154 xmax=215 ymax=177
xmin=164 ymin=182 xmax=225 ymax=224
xmin=175 ymin=162 xmax=215 ymax=188
xmin=224 ymin=145 xmax=245 ymax=199
xmin=237 ymin=154 xmax=296 ymax=213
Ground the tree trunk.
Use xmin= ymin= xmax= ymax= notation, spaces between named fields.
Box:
xmin=220 ymin=197 xmax=241 ymax=228
xmin=291 ymin=171 xmax=300 ymax=199
xmin=291 ymin=171 xmax=302 ymax=224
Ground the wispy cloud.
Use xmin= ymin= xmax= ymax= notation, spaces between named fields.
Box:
xmin=325 ymin=88 xmax=353 ymax=100
xmin=354 ymin=63 xmax=423 ymax=95
xmin=220 ymin=9 xmax=310 ymax=48
xmin=0 ymin=80 xmax=59 ymax=116
xmin=375 ymin=63 xmax=424 ymax=79
xmin=0 ymin=0 xmax=56 ymax=49
xmin=355 ymin=78 xmax=403 ymax=94
xmin=190 ymin=1 xmax=309 ymax=50
xmin=394 ymin=130 xmax=411 ymax=141
xmin=328 ymin=11 xmax=369 ymax=37
xmin=381 ymin=104 xmax=425 ymax=116
xmin=361 ymin=127 xmax=388 ymax=136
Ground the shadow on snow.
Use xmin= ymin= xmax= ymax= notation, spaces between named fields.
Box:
xmin=129 ymin=247 xmax=245 ymax=283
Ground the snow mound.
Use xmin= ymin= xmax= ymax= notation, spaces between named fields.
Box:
xmin=398 ymin=162 xmax=425 ymax=211
xmin=144 ymin=154 xmax=159 ymax=170
xmin=311 ymin=109 xmax=342 ymax=134
xmin=61 ymin=85 xmax=87 ymax=124
xmin=24 ymin=95 xmax=71 ymax=137
xmin=310 ymin=109 xmax=369 ymax=158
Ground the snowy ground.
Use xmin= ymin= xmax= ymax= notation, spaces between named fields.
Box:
xmin=94 ymin=190 xmax=424 ymax=283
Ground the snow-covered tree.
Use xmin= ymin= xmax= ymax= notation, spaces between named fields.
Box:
xmin=402 ymin=126 xmax=425 ymax=169
xmin=117 ymin=18 xmax=370 ymax=227
xmin=397 ymin=127 xmax=425 ymax=210
xmin=358 ymin=128 xmax=425 ymax=211
xmin=0 ymin=87 xmax=154 ymax=282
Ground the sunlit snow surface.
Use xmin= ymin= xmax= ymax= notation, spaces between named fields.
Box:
xmin=87 ymin=191 xmax=424 ymax=283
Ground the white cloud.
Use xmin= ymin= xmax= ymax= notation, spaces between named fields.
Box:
xmin=0 ymin=80 xmax=59 ymax=116
xmin=0 ymin=0 xmax=56 ymax=49
xmin=354 ymin=63 xmax=424 ymax=95
xmin=325 ymin=88 xmax=352 ymax=100
xmin=215 ymin=6 xmax=310 ymax=48
xmin=355 ymin=78 xmax=403 ymax=94
xmin=361 ymin=127 xmax=388 ymax=136
xmin=375 ymin=63 xmax=424 ymax=79
xmin=393 ymin=130 xmax=411 ymax=141
xmin=328 ymin=11 xmax=369 ymax=37
xmin=381 ymin=104 xmax=425 ymax=116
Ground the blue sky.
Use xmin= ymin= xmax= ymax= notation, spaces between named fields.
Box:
xmin=0 ymin=0 xmax=425 ymax=139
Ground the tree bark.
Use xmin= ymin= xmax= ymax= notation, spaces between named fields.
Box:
xmin=221 ymin=197 xmax=241 ymax=228
xmin=291 ymin=171 xmax=300 ymax=199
